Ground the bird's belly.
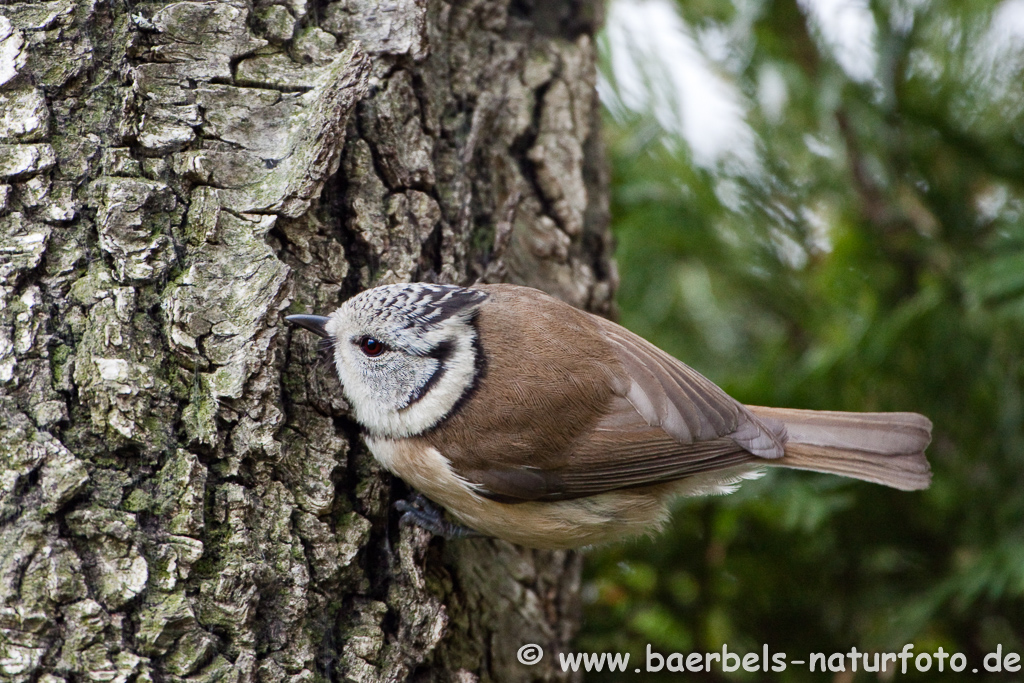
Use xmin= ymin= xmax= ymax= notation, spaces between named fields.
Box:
xmin=365 ymin=436 xmax=674 ymax=549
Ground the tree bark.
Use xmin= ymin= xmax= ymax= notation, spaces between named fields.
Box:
xmin=0 ymin=1 xmax=613 ymax=682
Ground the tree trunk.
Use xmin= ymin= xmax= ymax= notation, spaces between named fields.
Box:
xmin=0 ymin=1 xmax=613 ymax=681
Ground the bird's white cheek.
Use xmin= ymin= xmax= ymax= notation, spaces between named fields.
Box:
xmin=329 ymin=324 xmax=478 ymax=439
xmin=331 ymin=349 xmax=380 ymax=418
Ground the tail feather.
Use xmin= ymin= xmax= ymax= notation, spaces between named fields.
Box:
xmin=746 ymin=406 xmax=933 ymax=491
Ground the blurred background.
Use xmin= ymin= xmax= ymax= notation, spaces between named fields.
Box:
xmin=579 ymin=0 xmax=1024 ymax=680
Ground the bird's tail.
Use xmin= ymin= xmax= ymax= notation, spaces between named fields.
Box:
xmin=746 ymin=406 xmax=933 ymax=491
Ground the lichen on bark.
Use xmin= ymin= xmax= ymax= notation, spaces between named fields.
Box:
xmin=0 ymin=1 xmax=612 ymax=681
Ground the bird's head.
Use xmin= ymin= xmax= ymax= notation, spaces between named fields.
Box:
xmin=287 ymin=284 xmax=488 ymax=438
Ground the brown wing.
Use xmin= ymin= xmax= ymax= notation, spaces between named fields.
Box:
xmin=424 ymin=284 xmax=786 ymax=503
xmin=592 ymin=317 xmax=786 ymax=458
xmin=463 ymin=395 xmax=758 ymax=502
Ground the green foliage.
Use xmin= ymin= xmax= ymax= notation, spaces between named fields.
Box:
xmin=581 ymin=1 xmax=1024 ymax=680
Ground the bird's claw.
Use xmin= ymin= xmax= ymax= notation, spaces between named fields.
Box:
xmin=394 ymin=494 xmax=484 ymax=540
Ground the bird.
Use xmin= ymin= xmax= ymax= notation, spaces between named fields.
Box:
xmin=286 ymin=282 xmax=932 ymax=549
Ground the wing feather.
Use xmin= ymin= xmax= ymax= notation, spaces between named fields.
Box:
xmin=429 ymin=285 xmax=786 ymax=504
xmin=470 ymin=424 xmax=754 ymax=502
xmin=595 ymin=319 xmax=785 ymax=457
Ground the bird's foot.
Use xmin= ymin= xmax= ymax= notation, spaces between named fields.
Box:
xmin=394 ymin=494 xmax=485 ymax=540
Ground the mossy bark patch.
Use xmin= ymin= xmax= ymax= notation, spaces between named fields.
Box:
xmin=1 ymin=1 xmax=611 ymax=681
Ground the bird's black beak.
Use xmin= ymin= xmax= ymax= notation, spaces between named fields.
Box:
xmin=285 ymin=314 xmax=330 ymax=338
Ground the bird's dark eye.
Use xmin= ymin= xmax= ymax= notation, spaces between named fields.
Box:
xmin=358 ymin=337 xmax=386 ymax=357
